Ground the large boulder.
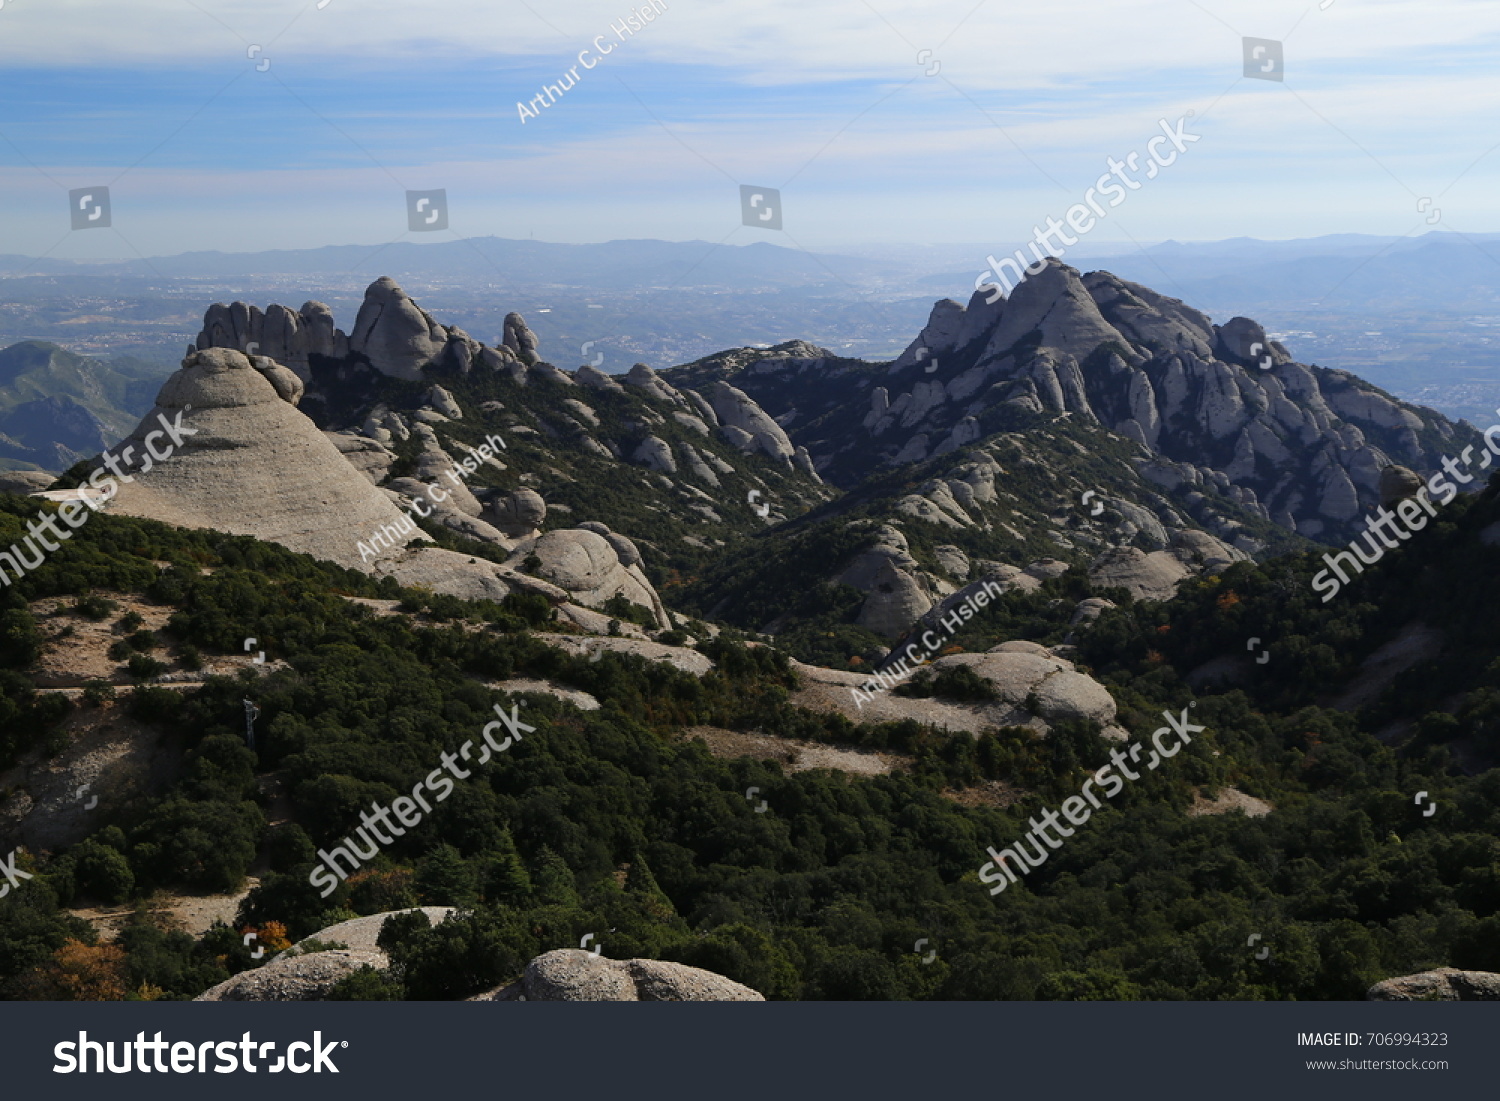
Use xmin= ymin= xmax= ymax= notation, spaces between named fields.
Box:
xmin=1089 ymin=530 xmax=1244 ymax=602
xmin=498 ymin=949 xmax=764 ymax=1002
xmin=195 ymin=951 xmax=376 ymax=1002
xmin=1088 ymin=547 xmax=1192 ymax=602
xmin=631 ymin=435 xmax=677 ymax=473
xmin=676 ymin=441 xmax=720 ymax=485
xmin=623 ymin=363 xmax=684 ymax=404
xmin=709 ymin=381 xmax=795 ymax=463
xmin=837 ymin=525 xmax=918 ymax=589
xmin=375 ymin=547 xmax=567 ymax=604
xmin=576 ymin=521 xmax=643 ymax=567
xmin=1214 ymin=315 xmax=1287 ymax=367
xmin=855 ymin=560 xmax=934 ymax=640
xmin=1379 ymin=464 xmax=1424 ymax=508
xmin=196 ymin=907 xmax=455 ymax=1001
xmin=489 ymin=488 xmax=547 ymax=539
xmin=326 ymin=431 xmax=396 ymax=484
xmin=930 ymin=650 xmax=1118 ymax=729
xmin=103 ymin=348 xmax=422 ymax=570
xmin=1366 ymin=968 xmax=1500 ymax=1001
xmin=514 ymin=530 xmax=667 ymax=627
xmin=425 ymin=385 xmax=463 ymax=419
xmin=575 ymin=364 xmax=624 ymax=393
xmin=789 ymin=647 xmax=1123 ymax=740
xmin=347 ymin=277 xmax=450 ymax=379
xmin=502 ymin=312 xmax=538 ymax=360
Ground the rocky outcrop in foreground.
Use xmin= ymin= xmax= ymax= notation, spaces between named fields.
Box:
xmin=195 ymin=907 xmax=454 ymax=1001
xmin=196 ymin=911 xmax=761 ymax=1002
xmin=196 ymin=949 xmax=379 ymax=1002
xmin=1366 ymin=968 xmax=1500 ymax=1001
xmin=473 ymin=949 xmax=764 ymax=1002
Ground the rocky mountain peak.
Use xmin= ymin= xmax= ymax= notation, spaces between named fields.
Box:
xmin=502 ymin=311 xmax=539 ymax=360
xmin=981 ymin=257 xmax=1127 ymax=364
xmin=349 ymin=276 xmax=449 ymax=380
xmin=195 ymin=276 xmax=524 ymax=388
xmin=101 ymin=347 xmax=421 ymax=570
xmin=842 ymin=260 xmax=1468 ymax=543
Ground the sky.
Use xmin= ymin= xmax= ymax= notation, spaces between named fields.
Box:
xmin=3 ymin=0 xmax=1500 ymax=263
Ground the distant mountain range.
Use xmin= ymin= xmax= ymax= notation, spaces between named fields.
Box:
xmin=12 ymin=230 xmax=1500 ymax=309
xmin=919 ymin=232 xmax=1500 ymax=314
xmin=0 ymin=237 xmax=887 ymax=291
xmin=7 ymin=230 xmax=1500 ymax=450
xmin=0 ymin=342 xmax=167 ymax=470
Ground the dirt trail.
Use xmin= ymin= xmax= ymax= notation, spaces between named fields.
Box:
xmin=678 ymin=726 xmax=904 ymax=777
xmin=69 ymin=879 xmax=259 ymax=943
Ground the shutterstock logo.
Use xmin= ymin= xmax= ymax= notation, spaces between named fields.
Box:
xmin=739 ymin=185 xmax=782 ymax=230
xmin=55 ymin=1032 xmax=345 ymax=1074
xmin=1242 ymin=37 xmax=1284 ymax=82
xmin=406 ymin=189 xmax=448 ymax=232
xmin=68 ymin=186 xmax=111 ymax=230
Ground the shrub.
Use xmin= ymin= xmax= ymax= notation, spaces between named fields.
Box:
xmin=72 ymin=595 xmax=117 ymax=621
xmin=895 ymin=665 xmax=998 ymax=702
xmin=349 ymin=867 xmax=419 ymax=915
xmin=327 ymin=965 xmax=404 ymax=1000
xmin=129 ymin=798 xmax=263 ymax=893
xmin=126 ymin=654 xmax=166 ymax=681
xmin=500 ymin=592 xmax=553 ymax=628
xmin=81 ymin=680 xmax=115 ymax=707
xmin=384 ymin=910 xmax=531 ymax=1001
xmin=601 ymin=593 xmax=656 ymax=629
xmin=266 ymin=824 xmax=316 ymax=872
xmin=69 ymin=840 xmax=135 ymax=905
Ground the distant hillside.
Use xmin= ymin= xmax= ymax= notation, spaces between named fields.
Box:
xmin=0 ymin=341 xmax=169 ymax=469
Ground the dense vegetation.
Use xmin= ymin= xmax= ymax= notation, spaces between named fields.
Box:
xmin=0 ymin=477 xmax=1497 ymax=1001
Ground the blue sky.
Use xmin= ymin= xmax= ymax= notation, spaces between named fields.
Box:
xmin=3 ymin=0 xmax=1500 ymax=260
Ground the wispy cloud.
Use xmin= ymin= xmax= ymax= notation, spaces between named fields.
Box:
xmin=3 ymin=0 xmax=1500 ymax=254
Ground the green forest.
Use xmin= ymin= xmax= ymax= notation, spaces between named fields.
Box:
xmin=0 ymin=471 xmax=1497 ymax=1001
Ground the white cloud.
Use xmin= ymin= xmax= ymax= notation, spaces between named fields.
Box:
xmin=3 ymin=0 xmax=1498 ymax=86
xmin=6 ymin=0 xmax=1500 ymax=253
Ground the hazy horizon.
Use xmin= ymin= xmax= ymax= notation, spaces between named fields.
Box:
xmin=6 ymin=0 xmax=1500 ymax=262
